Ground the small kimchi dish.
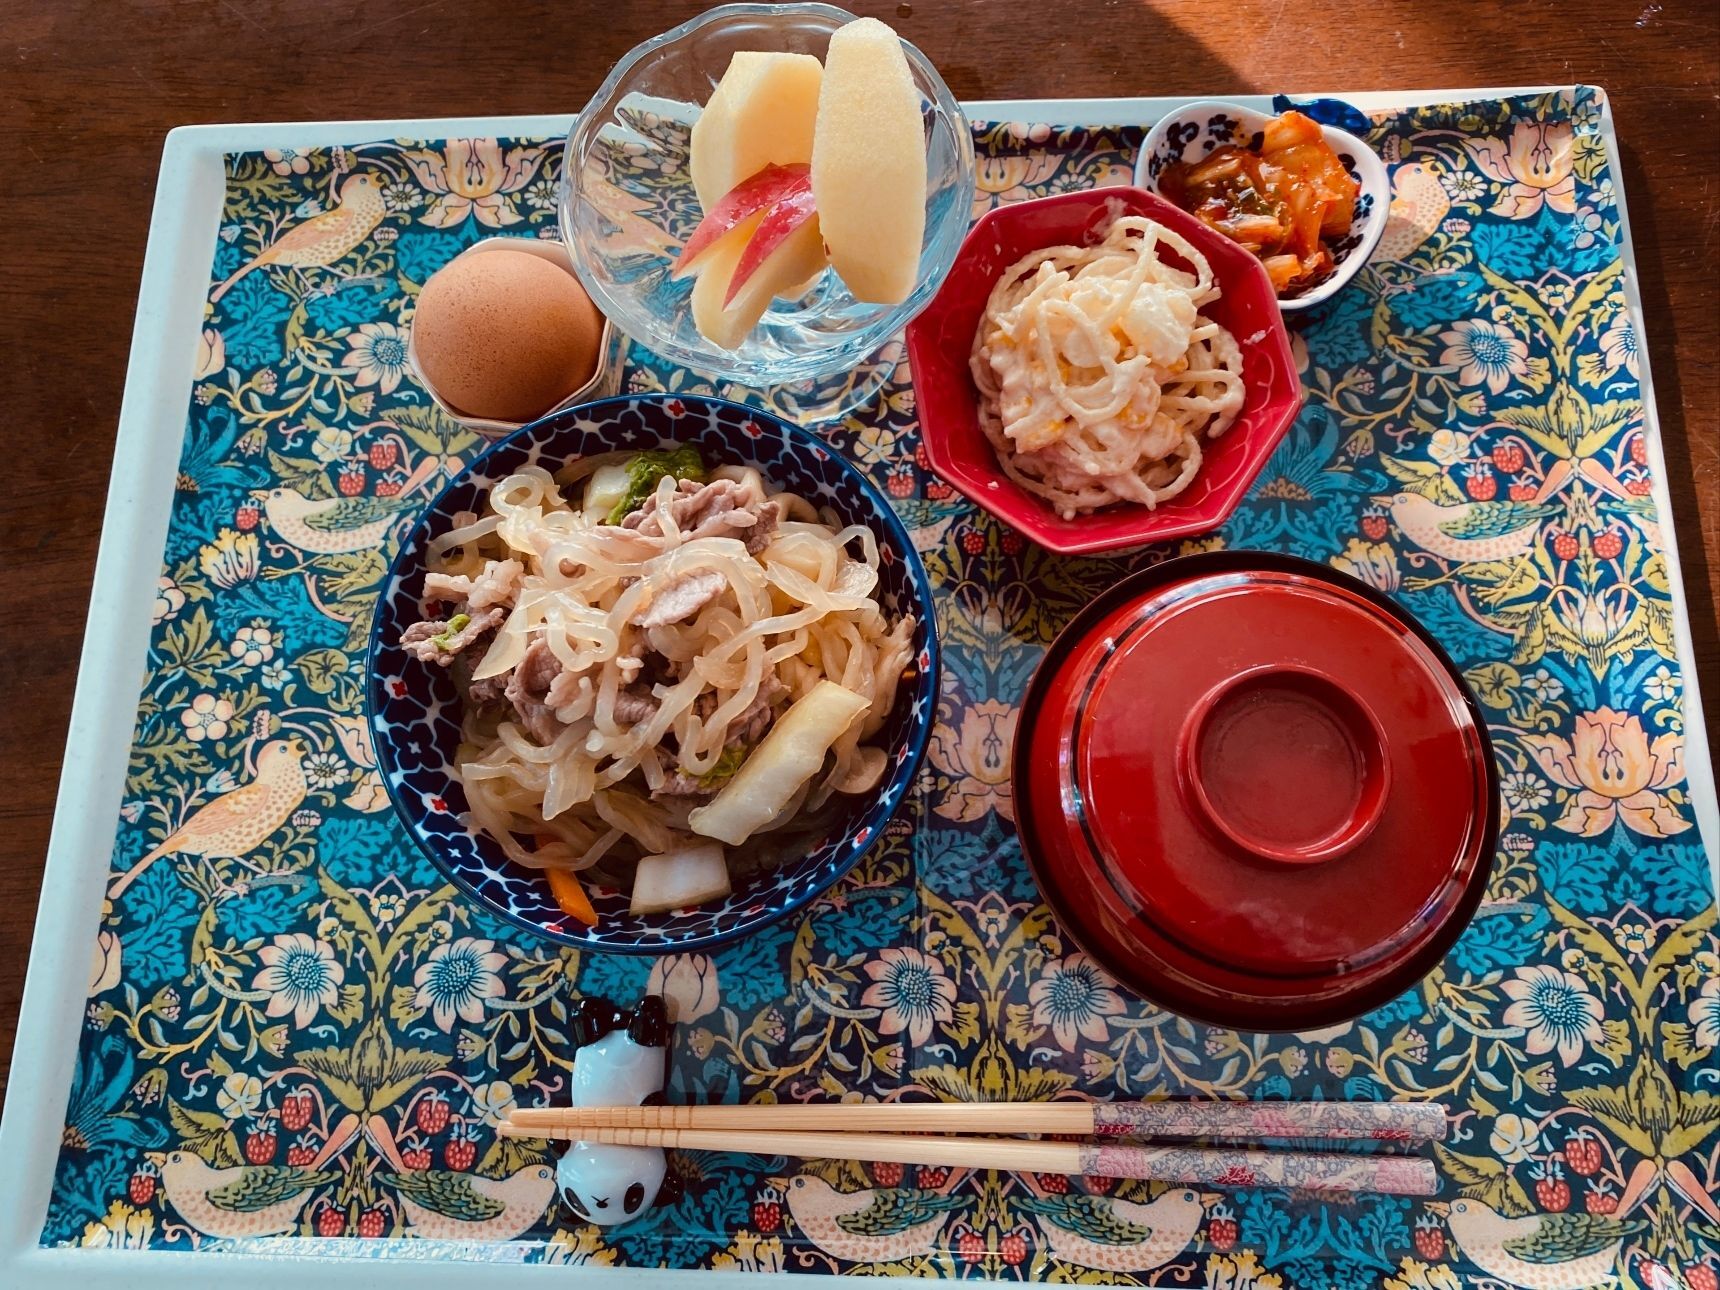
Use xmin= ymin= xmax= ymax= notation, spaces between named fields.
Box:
xmin=1136 ymin=100 xmax=1388 ymax=310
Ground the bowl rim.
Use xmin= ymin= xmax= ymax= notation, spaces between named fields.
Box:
xmin=1132 ymin=97 xmax=1390 ymax=313
xmin=364 ymin=391 xmax=942 ymax=953
xmin=1010 ymin=549 xmax=1500 ymax=1031
xmin=905 ymin=184 xmax=1304 ymax=556
xmin=559 ymin=1 xmax=977 ymax=385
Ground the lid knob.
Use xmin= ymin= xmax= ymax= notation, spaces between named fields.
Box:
xmin=1178 ymin=666 xmax=1391 ymax=866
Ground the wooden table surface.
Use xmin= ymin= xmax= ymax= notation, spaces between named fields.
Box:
xmin=2 ymin=0 xmax=1715 ymax=1100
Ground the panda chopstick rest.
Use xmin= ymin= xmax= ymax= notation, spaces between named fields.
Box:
xmin=553 ymin=994 xmax=679 ymax=1226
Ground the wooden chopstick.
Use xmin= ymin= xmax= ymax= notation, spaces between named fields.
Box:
xmin=506 ymin=1099 xmax=1447 ymax=1143
xmin=500 ymin=1123 xmax=1438 ymax=1197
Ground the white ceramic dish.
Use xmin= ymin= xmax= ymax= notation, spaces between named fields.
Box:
xmin=1133 ymin=98 xmax=1390 ymax=312
xmin=406 ymin=235 xmax=624 ymax=438
xmin=0 ymin=93 xmax=1711 ymax=1290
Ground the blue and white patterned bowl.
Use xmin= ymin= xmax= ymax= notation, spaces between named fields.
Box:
xmin=366 ymin=394 xmax=939 ymax=953
xmin=1133 ymin=99 xmax=1388 ymax=312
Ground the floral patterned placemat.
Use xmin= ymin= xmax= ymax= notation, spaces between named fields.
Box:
xmin=49 ymin=87 xmax=1717 ymax=1288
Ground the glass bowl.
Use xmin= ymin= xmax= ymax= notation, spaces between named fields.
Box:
xmin=560 ymin=3 xmax=975 ymax=422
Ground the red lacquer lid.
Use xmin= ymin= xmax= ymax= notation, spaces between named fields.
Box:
xmin=1013 ymin=552 xmax=1498 ymax=1031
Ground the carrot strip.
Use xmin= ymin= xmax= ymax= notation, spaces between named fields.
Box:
xmin=534 ymin=834 xmax=599 ymax=925
xmin=545 ymin=865 xmax=598 ymax=926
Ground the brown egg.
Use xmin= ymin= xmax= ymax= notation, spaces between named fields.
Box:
xmin=413 ymin=248 xmax=604 ymax=423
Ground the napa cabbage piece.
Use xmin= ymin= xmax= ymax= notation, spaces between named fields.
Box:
xmin=688 ymin=680 xmax=869 ymax=846
xmin=580 ymin=461 xmax=633 ymax=523
xmin=595 ymin=445 xmax=707 ymax=525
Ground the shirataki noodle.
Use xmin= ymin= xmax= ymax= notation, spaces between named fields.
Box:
xmin=971 ymin=215 xmax=1246 ymax=518
xmin=422 ymin=461 xmax=915 ymax=879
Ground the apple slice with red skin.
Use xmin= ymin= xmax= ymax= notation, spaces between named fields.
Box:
xmin=726 ymin=184 xmax=819 ymax=305
xmin=674 ymin=163 xmax=811 ymax=278
xmin=691 ymin=208 xmax=825 ymax=350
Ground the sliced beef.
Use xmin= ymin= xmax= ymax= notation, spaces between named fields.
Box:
xmin=401 ymin=620 xmax=445 ymax=650
xmin=543 ymin=669 xmax=587 ymax=712
xmin=399 ymin=608 xmax=505 ymax=666
xmin=654 ymin=677 xmax=785 ymax=800
xmin=504 ymin=639 xmax=564 ymax=744
xmin=511 ymin=701 xmax=560 ymax=745
xmin=653 ymin=680 xmax=780 ymax=799
xmin=724 ymin=675 xmax=786 ymax=749
xmin=742 ymin=501 xmax=780 ymax=555
xmin=631 ymin=568 xmax=727 ymax=629
xmin=422 ymin=571 xmax=472 ymax=606
xmin=450 ymin=634 xmax=508 ymax=704
xmin=612 ymin=687 xmax=660 ymax=726
xmin=655 ymin=770 xmax=708 ymax=797
xmin=694 ymin=674 xmax=783 ymax=730
xmin=618 ymin=477 xmax=775 ymax=545
xmin=423 ymin=558 xmax=523 ymax=613
xmin=728 ymin=679 xmax=782 ymax=746
xmin=465 ymin=671 xmax=510 ymax=704
xmin=683 ymin=675 xmax=784 ymax=753
xmin=508 ymin=639 xmax=562 ymax=698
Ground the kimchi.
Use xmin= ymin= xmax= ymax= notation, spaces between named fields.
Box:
xmin=1159 ymin=111 xmax=1361 ymax=292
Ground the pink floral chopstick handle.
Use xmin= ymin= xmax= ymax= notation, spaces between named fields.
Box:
xmin=1083 ymin=1144 xmax=1439 ymax=1197
xmin=1091 ymin=1100 xmax=1449 ymax=1143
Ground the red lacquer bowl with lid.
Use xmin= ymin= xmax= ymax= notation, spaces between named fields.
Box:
xmin=1013 ymin=551 xmax=1499 ymax=1031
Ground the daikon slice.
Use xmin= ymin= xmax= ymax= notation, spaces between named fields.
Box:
xmin=688 ymin=680 xmax=869 ymax=845
xmin=630 ymin=842 xmax=731 ymax=915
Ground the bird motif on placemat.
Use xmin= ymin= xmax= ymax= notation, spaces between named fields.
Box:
xmin=390 ymin=1164 xmax=558 ymax=1242
xmin=1013 ymin=1186 xmax=1213 ymax=1274
xmin=212 ymin=172 xmax=386 ymax=303
xmin=782 ymin=1175 xmax=965 ymax=1264
xmin=147 ymin=1149 xmax=334 ymax=1238
xmin=109 ymin=737 xmax=308 ymax=899
xmin=1385 ymin=492 xmax=1557 ymax=563
xmin=255 ymin=456 xmax=439 ymax=555
xmin=1375 ymin=160 xmax=1452 ymax=264
xmin=1431 ymin=1199 xmax=1647 ymax=1290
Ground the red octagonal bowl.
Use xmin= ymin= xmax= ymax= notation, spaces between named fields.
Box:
xmin=904 ymin=186 xmax=1303 ymax=555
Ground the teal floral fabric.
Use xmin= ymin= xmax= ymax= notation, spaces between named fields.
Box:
xmin=47 ymin=88 xmax=1717 ymax=1289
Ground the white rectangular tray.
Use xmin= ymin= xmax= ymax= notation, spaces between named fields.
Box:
xmin=2 ymin=90 xmax=1713 ymax=1289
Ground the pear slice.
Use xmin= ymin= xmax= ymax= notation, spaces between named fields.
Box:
xmin=690 ymin=51 xmax=824 ymax=210
xmin=810 ymin=18 xmax=926 ymax=305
